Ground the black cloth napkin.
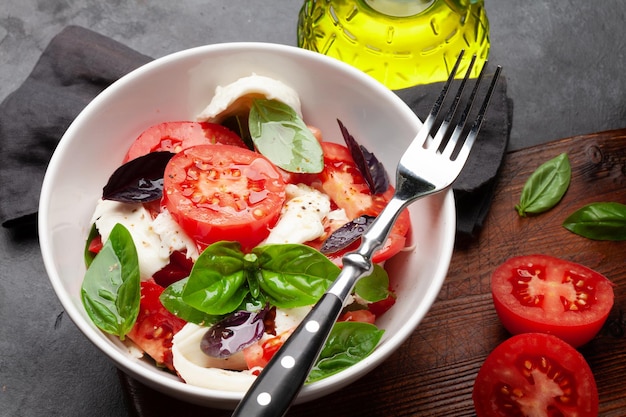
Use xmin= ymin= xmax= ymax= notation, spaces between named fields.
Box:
xmin=0 ymin=25 xmax=512 ymax=243
xmin=0 ymin=26 xmax=152 ymax=229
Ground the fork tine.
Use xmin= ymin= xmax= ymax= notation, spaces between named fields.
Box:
xmin=448 ymin=64 xmax=502 ymax=163
xmin=440 ymin=57 xmax=488 ymax=159
xmin=428 ymin=54 xmax=478 ymax=152
xmin=414 ymin=50 xmax=466 ymax=149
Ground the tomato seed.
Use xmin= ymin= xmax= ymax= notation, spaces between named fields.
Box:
xmin=154 ymin=326 xmax=164 ymax=338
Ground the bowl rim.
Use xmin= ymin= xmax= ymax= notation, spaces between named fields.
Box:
xmin=38 ymin=41 xmax=456 ymax=408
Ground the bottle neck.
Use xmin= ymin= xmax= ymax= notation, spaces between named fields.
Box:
xmin=363 ymin=0 xmax=436 ymax=17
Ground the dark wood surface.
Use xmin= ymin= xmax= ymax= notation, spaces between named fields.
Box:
xmin=122 ymin=129 xmax=626 ymax=417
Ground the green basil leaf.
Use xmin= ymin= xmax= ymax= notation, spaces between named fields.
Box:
xmin=307 ymin=321 xmax=384 ymax=383
xmin=160 ymin=278 xmax=221 ymax=326
xmin=81 ymin=223 xmax=140 ymax=339
xmin=563 ymin=202 xmax=626 ymax=241
xmin=182 ymin=241 xmax=249 ymax=315
xmin=248 ymin=98 xmax=324 ymax=174
xmin=354 ymin=264 xmax=390 ymax=303
xmin=253 ymin=244 xmax=339 ymax=308
xmin=515 ymin=152 xmax=571 ymax=216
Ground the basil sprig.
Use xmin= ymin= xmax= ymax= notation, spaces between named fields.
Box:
xmin=248 ymin=98 xmax=324 ymax=174
xmin=563 ymin=202 xmax=626 ymax=240
xmin=307 ymin=321 xmax=384 ymax=383
xmin=181 ymin=241 xmax=339 ymax=315
xmin=516 ymin=152 xmax=571 ymax=216
xmin=159 ymin=278 xmax=223 ymax=326
xmin=81 ymin=223 xmax=141 ymax=339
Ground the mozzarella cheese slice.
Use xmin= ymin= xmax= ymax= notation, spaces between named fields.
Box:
xmin=196 ymin=73 xmax=302 ymax=123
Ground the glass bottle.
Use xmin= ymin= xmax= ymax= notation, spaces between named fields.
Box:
xmin=297 ymin=0 xmax=490 ymax=90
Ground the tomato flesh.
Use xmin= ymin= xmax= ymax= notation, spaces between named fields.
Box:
xmin=163 ymin=144 xmax=286 ymax=251
xmin=491 ymin=254 xmax=614 ymax=347
xmin=123 ymin=121 xmax=246 ymax=162
xmin=338 ymin=309 xmax=376 ymax=324
xmin=243 ymin=330 xmax=292 ymax=372
xmin=126 ymin=280 xmax=187 ymax=371
xmin=312 ymin=142 xmax=410 ymax=263
xmin=367 ymin=294 xmax=397 ymax=318
xmin=473 ymin=333 xmax=598 ymax=417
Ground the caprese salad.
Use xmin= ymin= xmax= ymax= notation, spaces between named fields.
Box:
xmin=81 ymin=74 xmax=410 ymax=391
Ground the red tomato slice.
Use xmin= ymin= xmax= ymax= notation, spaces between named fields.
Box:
xmin=87 ymin=235 xmax=103 ymax=254
xmin=472 ymin=333 xmax=599 ymax=417
xmin=311 ymin=142 xmax=410 ymax=263
xmin=367 ymin=293 xmax=397 ymax=318
xmin=491 ymin=254 xmax=614 ymax=347
xmin=163 ymin=144 xmax=286 ymax=251
xmin=338 ymin=309 xmax=376 ymax=324
xmin=242 ymin=330 xmax=292 ymax=372
xmin=123 ymin=121 xmax=246 ymax=162
xmin=126 ymin=280 xmax=187 ymax=371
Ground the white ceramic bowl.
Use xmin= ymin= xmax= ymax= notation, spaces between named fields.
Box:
xmin=39 ymin=42 xmax=455 ymax=409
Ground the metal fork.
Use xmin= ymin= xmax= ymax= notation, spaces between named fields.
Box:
xmin=232 ymin=52 xmax=502 ymax=417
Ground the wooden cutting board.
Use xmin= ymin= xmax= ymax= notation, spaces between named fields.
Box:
xmin=121 ymin=129 xmax=626 ymax=416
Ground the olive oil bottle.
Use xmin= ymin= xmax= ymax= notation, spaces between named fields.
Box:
xmin=297 ymin=0 xmax=490 ymax=90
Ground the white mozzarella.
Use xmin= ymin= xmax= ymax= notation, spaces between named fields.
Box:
xmin=196 ymin=73 xmax=302 ymax=123
xmin=152 ymin=209 xmax=199 ymax=261
xmin=264 ymin=184 xmax=330 ymax=244
xmin=171 ymin=323 xmax=255 ymax=391
xmin=92 ymin=199 xmax=169 ymax=279
xmin=92 ymin=200 xmax=198 ymax=279
xmin=171 ymin=305 xmax=310 ymax=391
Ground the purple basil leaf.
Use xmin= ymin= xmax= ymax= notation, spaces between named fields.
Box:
xmin=337 ymin=119 xmax=389 ymax=194
xmin=320 ymin=215 xmax=375 ymax=254
xmin=102 ymin=151 xmax=174 ymax=203
xmin=200 ymin=309 xmax=267 ymax=358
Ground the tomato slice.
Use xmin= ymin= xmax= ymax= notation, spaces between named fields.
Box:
xmin=312 ymin=142 xmax=410 ymax=263
xmin=87 ymin=235 xmax=103 ymax=254
xmin=163 ymin=144 xmax=286 ymax=251
xmin=491 ymin=254 xmax=614 ymax=347
xmin=126 ymin=280 xmax=187 ymax=371
xmin=367 ymin=293 xmax=397 ymax=318
xmin=338 ymin=309 xmax=376 ymax=324
xmin=242 ymin=330 xmax=292 ymax=372
xmin=123 ymin=121 xmax=246 ymax=162
xmin=472 ymin=333 xmax=599 ymax=417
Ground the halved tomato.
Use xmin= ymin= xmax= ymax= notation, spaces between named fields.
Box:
xmin=126 ymin=279 xmax=187 ymax=371
xmin=123 ymin=121 xmax=246 ymax=162
xmin=491 ymin=254 xmax=614 ymax=347
xmin=473 ymin=333 xmax=598 ymax=417
xmin=163 ymin=144 xmax=286 ymax=251
xmin=310 ymin=142 xmax=410 ymax=264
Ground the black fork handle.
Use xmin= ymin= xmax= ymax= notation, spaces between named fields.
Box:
xmin=231 ymin=293 xmax=343 ymax=417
